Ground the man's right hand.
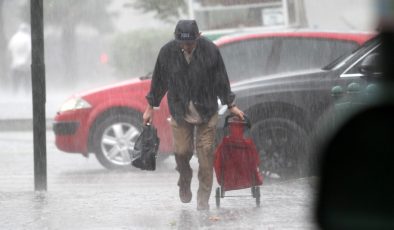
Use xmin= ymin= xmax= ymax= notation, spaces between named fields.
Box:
xmin=143 ymin=105 xmax=154 ymax=125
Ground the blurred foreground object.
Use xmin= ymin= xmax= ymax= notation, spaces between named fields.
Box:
xmin=316 ymin=1 xmax=394 ymax=229
xmin=316 ymin=102 xmax=394 ymax=229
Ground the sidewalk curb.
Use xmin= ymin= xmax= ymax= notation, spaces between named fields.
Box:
xmin=0 ymin=119 xmax=53 ymax=131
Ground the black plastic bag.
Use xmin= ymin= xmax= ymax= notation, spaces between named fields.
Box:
xmin=130 ymin=124 xmax=160 ymax=170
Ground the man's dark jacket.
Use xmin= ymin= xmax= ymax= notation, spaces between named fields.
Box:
xmin=146 ymin=37 xmax=235 ymax=123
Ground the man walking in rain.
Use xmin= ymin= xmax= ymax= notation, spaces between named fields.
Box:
xmin=143 ymin=20 xmax=244 ymax=210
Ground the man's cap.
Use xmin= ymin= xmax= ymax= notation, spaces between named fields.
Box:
xmin=174 ymin=20 xmax=199 ymax=42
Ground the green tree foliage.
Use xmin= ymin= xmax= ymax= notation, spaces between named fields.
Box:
xmin=132 ymin=0 xmax=187 ymax=22
xmin=44 ymin=0 xmax=114 ymax=83
xmin=20 ymin=0 xmax=115 ymax=84
xmin=130 ymin=0 xmax=269 ymax=24
xmin=110 ymin=29 xmax=173 ymax=78
xmin=44 ymin=0 xmax=114 ymax=32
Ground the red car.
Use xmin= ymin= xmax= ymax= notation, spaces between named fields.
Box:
xmin=53 ymin=31 xmax=372 ymax=169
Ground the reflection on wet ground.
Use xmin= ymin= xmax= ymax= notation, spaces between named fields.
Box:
xmin=0 ymin=131 xmax=317 ymax=229
xmin=0 ymin=179 xmax=316 ymax=229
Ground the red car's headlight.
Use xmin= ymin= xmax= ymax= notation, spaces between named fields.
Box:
xmin=59 ymin=97 xmax=92 ymax=113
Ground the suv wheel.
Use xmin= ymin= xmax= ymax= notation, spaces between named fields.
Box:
xmin=93 ymin=114 xmax=142 ymax=170
xmin=251 ymin=118 xmax=308 ymax=179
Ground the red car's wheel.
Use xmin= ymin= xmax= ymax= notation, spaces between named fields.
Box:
xmin=93 ymin=113 xmax=142 ymax=170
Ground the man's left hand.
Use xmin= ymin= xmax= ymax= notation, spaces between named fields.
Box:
xmin=229 ymin=106 xmax=244 ymax=120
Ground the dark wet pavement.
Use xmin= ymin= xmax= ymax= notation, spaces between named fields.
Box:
xmin=0 ymin=131 xmax=317 ymax=229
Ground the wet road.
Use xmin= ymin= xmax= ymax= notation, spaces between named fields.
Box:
xmin=0 ymin=131 xmax=318 ymax=229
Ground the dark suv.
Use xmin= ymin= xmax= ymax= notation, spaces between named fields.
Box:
xmin=224 ymin=35 xmax=380 ymax=178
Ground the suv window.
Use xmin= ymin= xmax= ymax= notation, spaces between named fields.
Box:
xmin=219 ymin=38 xmax=277 ymax=82
xmin=323 ymin=36 xmax=379 ymax=70
xmin=275 ymin=38 xmax=359 ymax=73
xmin=219 ymin=37 xmax=360 ymax=82
xmin=343 ymin=45 xmax=381 ymax=75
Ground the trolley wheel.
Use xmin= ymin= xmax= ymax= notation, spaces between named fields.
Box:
xmin=255 ymin=186 xmax=261 ymax=207
xmin=251 ymin=187 xmax=256 ymax=198
xmin=215 ymin=187 xmax=221 ymax=208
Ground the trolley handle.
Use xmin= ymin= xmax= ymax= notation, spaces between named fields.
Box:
xmin=224 ymin=114 xmax=251 ymax=129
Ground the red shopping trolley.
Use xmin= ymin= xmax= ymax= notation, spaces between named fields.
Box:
xmin=214 ymin=115 xmax=263 ymax=207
